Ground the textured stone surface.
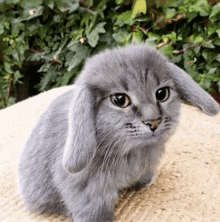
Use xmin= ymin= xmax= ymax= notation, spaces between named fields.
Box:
xmin=0 ymin=86 xmax=219 ymax=222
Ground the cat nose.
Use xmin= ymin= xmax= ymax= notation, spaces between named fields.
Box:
xmin=142 ymin=118 xmax=162 ymax=131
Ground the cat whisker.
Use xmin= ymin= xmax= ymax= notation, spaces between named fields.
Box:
xmin=164 ymin=124 xmax=171 ymax=127
xmin=86 ymin=123 xmax=108 ymax=141
xmin=101 ymin=134 xmax=118 ymax=172
xmin=109 ymin=138 xmax=126 ymax=177
xmin=96 ymin=128 xmax=117 ymax=151
xmin=89 ymin=128 xmax=119 ymax=173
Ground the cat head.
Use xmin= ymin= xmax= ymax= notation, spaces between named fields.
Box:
xmin=62 ymin=44 xmax=219 ymax=174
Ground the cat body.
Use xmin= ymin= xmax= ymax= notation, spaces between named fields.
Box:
xmin=18 ymin=44 xmax=219 ymax=222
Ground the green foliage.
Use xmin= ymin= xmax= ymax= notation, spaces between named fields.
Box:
xmin=0 ymin=0 xmax=220 ymax=109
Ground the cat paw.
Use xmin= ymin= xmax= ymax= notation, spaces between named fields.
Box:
xmin=145 ymin=173 xmax=157 ymax=188
xmin=130 ymin=174 xmax=157 ymax=191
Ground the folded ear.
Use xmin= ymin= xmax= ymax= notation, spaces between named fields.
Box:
xmin=166 ymin=62 xmax=219 ymax=116
xmin=62 ymin=84 xmax=97 ymax=174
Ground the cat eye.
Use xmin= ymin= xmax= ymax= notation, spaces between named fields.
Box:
xmin=110 ymin=93 xmax=131 ymax=108
xmin=156 ymin=87 xmax=170 ymax=102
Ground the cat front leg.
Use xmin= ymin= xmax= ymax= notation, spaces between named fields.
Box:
xmin=60 ymin=175 xmax=118 ymax=222
xmin=72 ymin=192 xmax=117 ymax=222
xmin=130 ymin=144 xmax=165 ymax=191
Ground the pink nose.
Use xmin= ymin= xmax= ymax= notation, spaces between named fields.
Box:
xmin=142 ymin=118 xmax=162 ymax=131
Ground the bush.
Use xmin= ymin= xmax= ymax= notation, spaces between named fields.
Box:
xmin=0 ymin=0 xmax=220 ymax=109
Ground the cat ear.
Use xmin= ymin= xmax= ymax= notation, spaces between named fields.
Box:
xmin=166 ymin=62 xmax=219 ymax=116
xmin=62 ymin=84 xmax=97 ymax=174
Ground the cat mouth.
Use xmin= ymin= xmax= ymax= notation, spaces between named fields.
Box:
xmin=130 ymin=131 xmax=158 ymax=141
xmin=144 ymin=129 xmax=165 ymax=140
xmin=125 ymin=122 xmax=168 ymax=142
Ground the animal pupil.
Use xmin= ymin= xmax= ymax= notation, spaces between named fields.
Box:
xmin=111 ymin=93 xmax=130 ymax=108
xmin=156 ymin=87 xmax=169 ymax=102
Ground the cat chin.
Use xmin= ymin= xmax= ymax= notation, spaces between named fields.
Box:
xmin=122 ymin=134 xmax=164 ymax=154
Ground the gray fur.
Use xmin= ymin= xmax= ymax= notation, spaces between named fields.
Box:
xmin=18 ymin=44 xmax=219 ymax=222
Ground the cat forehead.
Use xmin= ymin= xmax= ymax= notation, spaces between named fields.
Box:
xmin=86 ymin=45 xmax=168 ymax=72
xmin=83 ymin=45 xmax=170 ymax=92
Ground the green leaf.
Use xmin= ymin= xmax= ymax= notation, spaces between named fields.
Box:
xmin=112 ymin=29 xmax=131 ymax=43
xmin=200 ymin=76 xmax=211 ymax=90
xmin=203 ymin=41 xmax=215 ymax=49
xmin=13 ymin=70 xmax=23 ymax=84
xmin=83 ymin=0 xmax=93 ymax=7
xmin=6 ymin=0 xmax=20 ymax=4
xmin=159 ymin=45 xmax=174 ymax=58
xmin=209 ymin=3 xmax=220 ymax=22
xmin=4 ymin=61 xmax=13 ymax=74
xmin=0 ymin=18 xmax=4 ymax=34
xmin=164 ymin=8 xmax=176 ymax=19
xmin=117 ymin=10 xmax=132 ymax=22
xmin=95 ymin=22 xmax=107 ymax=34
xmin=45 ymin=0 xmax=55 ymax=9
xmin=0 ymin=25 xmax=3 ymax=34
xmin=202 ymin=51 xmax=208 ymax=60
xmin=207 ymin=67 xmax=217 ymax=75
xmin=87 ymin=32 xmax=99 ymax=47
xmin=208 ymin=25 xmax=216 ymax=36
xmin=13 ymin=6 xmax=44 ymax=22
xmin=26 ymin=22 xmax=41 ymax=36
xmin=20 ymin=0 xmax=43 ymax=8
xmin=16 ymin=43 xmax=29 ymax=60
xmin=132 ymin=29 xmax=144 ymax=43
xmin=199 ymin=10 xmax=209 ymax=17
xmin=57 ymin=1 xmax=79 ymax=13
xmin=179 ymin=5 xmax=187 ymax=13
xmin=194 ymin=36 xmax=203 ymax=44
xmin=131 ymin=0 xmax=147 ymax=19
xmin=11 ymin=20 xmax=25 ymax=35
xmin=216 ymin=29 xmax=220 ymax=38
xmin=86 ymin=22 xmax=106 ymax=47
xmin=38 ymin=25 xmax=47 ymax=39
xmin=115 ymin=10 xmax=136 ymax=26
xmin=6 ymin=97 xmax=16 ymax=107
xmin=99 ymin=32 xmax=113 ymax=44
xmin=171 ymin=54 xmax=182 ymax=63
xmin=186 ymin=11 xmax=198 ymax=22
xmin=213 ymin=38 xmax=220 ymax=46
xmin=115 ymin=0 xmax=124 ymax=4
xmin=12 ymin=49 xmax=19 ymax=61
xmin=162 ymin=31 xmax=177 ymax=43
xmin=188 ymin=0 xmax=211 ymax=16
xmin=38 ymin=63 xmax=52 ymax=73
xmin=38 ymin=66 xmax=56 ymax=91
xmin=193 ymin=46 xmax=201 ymax=54
xmin=202 ymin=50 xmax=216 ymax=64
xmin=67 ymin=44 xmax=91 ymax=71
xmin=147 ymin=32 xmax=161 ymax=42
xmin=28 ymin=52 xmax=41 ymax=61
xmin=215 ymin=54 xmax=220 ymax=62
xmin=60 ymin=71 xmax=74 ymax=86
xmin=145 ymin=37 xmax=158 ymax=46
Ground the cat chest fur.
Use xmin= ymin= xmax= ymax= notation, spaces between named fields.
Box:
xmin=87 ymin=145 xmax=164 ymax=190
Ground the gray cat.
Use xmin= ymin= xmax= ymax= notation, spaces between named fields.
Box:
xmin=18 ymin=44 xmax=219 ymax=222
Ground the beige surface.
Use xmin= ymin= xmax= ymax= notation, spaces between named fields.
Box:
xmin=0 ymin=86 xmax=220 ymax=222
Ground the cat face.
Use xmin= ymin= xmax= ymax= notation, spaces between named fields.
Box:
xmin=84 ymin=46 xmax=181 ymax=153
xmin=94 ymin=69 xmax=181 ymax=154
